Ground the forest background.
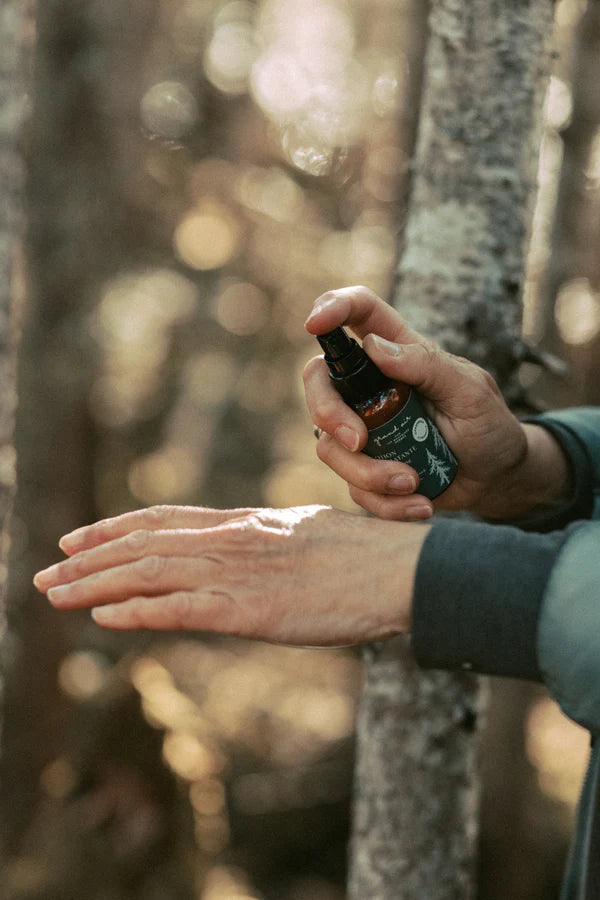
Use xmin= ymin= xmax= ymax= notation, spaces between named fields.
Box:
xmin=2 ymin=0 xmax=600 ymax=898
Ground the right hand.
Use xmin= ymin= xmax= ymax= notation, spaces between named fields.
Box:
xmin=303 ymin=286 xmax=558 ymax=521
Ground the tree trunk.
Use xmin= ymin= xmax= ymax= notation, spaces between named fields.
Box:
xmin=349 ymin=2 xmax=554 ymax=898
xmin=0 ymin=0 xmax=25 ymax=785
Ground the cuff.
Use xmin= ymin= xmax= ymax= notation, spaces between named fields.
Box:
xmin=507 ymin=417 xmax=595 ymax=532
xmin=411 ymin=518 xmax=566 ymax=681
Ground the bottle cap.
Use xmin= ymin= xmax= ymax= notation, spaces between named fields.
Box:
xmin=316 ymin=326 xmax=390 ymax=404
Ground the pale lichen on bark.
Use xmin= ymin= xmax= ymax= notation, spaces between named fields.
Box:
xmin=397 ymin=0 xmax=554 ymax=377
xmin=349 ymin=2 xmax=554 ymax=898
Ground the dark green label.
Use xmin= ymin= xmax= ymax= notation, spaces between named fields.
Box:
xmin=363 ymin=390 xmax=457 ymax=499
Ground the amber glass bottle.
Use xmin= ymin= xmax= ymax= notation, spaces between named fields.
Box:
xmin=317 ymin=326 xmax=457 ymax=499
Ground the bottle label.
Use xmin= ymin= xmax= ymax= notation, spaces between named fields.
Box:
xmin=363 ymin=390 xmax=457 ymax=500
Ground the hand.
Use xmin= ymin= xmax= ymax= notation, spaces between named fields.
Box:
xmin=33 ymin=504 xmax=430 ymax=646
xmin=304 ymin=286 xmax=570 ymax=520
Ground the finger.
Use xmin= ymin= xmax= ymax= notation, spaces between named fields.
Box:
xmin=348 ymin=484 xmax=434 ymax=521
xmin=303 ymin=356 xmax=367 ymax=451
xmin=35 ymin=528 xmax=221 ymax=593
xmin=304 ymin=286 xmax=424 ymax=344
xmin=45 ymin=554 xmax=219 ymax=610
xmin=58 ymin=505 xmax=257 ymax=555
xmin=362 ymin=335 xmax=493 ymax=410
xmin=315 ymin=432 xmax=419 ymax=494
xmin=91 ymin=591 xmax=225 ymax=632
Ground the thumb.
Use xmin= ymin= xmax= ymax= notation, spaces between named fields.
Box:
xmin=362 ymin=334 xmax=463 ymax=406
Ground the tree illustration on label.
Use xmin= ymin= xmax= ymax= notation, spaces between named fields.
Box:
xmin=425 ymin=448 xmax=452 ymax=486
xmin=431 ymin=421 xmax=454 ymax=461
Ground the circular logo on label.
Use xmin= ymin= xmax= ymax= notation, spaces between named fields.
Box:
xmin=412 ymin=417 xmax=429 ymax=442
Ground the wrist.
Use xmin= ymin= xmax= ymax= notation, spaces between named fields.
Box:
xmin=378 ymin=520 xmax=431 ymax=634
xmin=482 ymin=423 xmax=572 ymax=521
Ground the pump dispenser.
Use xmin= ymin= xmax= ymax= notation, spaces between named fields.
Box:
xmin=316 ymin=326 xmax=457 ymax=500
xmin=317 ymin=328 xmax=391 ymax=405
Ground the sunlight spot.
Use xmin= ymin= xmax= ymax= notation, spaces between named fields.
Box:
xmin=163 ymin=732 xmax=216 ymax=781
xmin=200 ymin=865 xmax=258 ymax=899
xmin=58 ymin=651 xmax=110 ymax=700
xmin=205 ymin=20 xmax=257 ymax=94
xmin=174 ymin=200 xmax=242 ymax=270
xmin=372 ymin=59 xmax=405 ymax=117
xmin=189 ymin=777 xmax=225 ymax=816
xmin=526 ymin=695 xmax=589 ymax=809
xmin=128 ymin=446 xmax=197 ymax=504
xmin=264 ymin=460 xmax=358 ymax=510
xmin=236 ymin=165 xmax=304 ymax=223
xmin=213 ymin=281 xmax=269 ymax=335
xmin=544 ymin=76 xmax=572 ymax=131
xmin=554 ymin=278 xmax=600 ymax=345
xmin=141 ymin=81 xmax=199 ymax=139
xmin=182 ymin=351 xmax=237 ymax=406
xmin=585 ymin=127 xmax=600 ymax=184
xmin=40 ymin=757 xmax=78 ymax=800
xmin=250 ymin=51 xmax=311 ymax=117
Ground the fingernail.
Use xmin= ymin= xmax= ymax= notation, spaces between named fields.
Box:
xmin=370 ymin=335 xmax=402 ymax=358
xmin=33 ymin=570 xmax=51 ymax=591
xmin=47 ymin=585 xmax=70 ymax=605
xmin=304 ymin=294 xmax=338 ymax=325
xmin=334 ymin=424 xmax=360 ymax=451
xmin=92 ymin=605 xmax=115 ymax=623
xmin=388 ymin=474 xmax=417 ymax=494
xmin=405 ymin=504 xmax=433 ymax=520
xmin=59 ymin=530 xmax=84 ymax=553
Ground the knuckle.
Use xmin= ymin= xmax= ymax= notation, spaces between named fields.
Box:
xmin=420 ymin=340 xmax=442 ymax=361
xmin=125 ymin=529 xmax=153 ymax=558
xmin=355 ymin=284 xmax=376 ymax=301
xmin=302 ymin=355 xmax=325 ymax=382
xmin=136 ymin=554 xmax=166 ymax=582
xmin=145 ymin=505 xmax=175 ymax=527
xmin=66 ymin=553 xmax=86 ymax=580
xmin=169 ymin=591 xmax=193 ymax=628
xmin=312 ymin=398 xmax=343 ymax=427
xmin=478 ymin=366 xmax=499 ymax=393
xmin=95 ymin=518 xmax=116 ymax=542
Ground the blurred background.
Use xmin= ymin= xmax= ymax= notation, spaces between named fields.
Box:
xmin=2 ymin=0 xmax=600 ymax=898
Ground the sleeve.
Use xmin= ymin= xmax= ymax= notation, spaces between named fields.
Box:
xmin=411 ymin=518 xmax=566 ymax=681
xmin=512 ymin=414 xmax=595 ymax=531
xmin=512 ymin=410 xmax=596 ymax=532
xmin=537 ymin=521 xmax=600 ymax=733
xmin=412 ymin=406 xmax=600 ymax=730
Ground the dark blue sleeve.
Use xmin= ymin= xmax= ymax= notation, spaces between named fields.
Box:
xmin=506 ymin=417 xmax=595 ymax=532
xmin=411 ymin=519 xmax=566 ymax=680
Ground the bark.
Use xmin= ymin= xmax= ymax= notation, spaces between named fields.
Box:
xmin=349 ymin=2 xmax=554 ymax=898
xmin=0 ymin=0 xmax=25 ymax=792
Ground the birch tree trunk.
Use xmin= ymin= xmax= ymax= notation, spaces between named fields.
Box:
xmin=349 ymin=2 xmax=554 ymax=897
xmin=0 ymin=0 xmax=25 ymax=766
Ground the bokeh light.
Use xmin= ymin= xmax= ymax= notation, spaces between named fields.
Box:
xmin=128 ymin=446 xmax=198 ymax=504
xmin=57 ymin=651 xmax=111 ymax=700
xmin=554 ymin=278 xmax=600 ymax=345
xmin=141 ymin=81 xmax=200 ymax=139
xmin=174 ymin=199 xmax=243 ymax=269
xmin=213 ymin=280 xmax=269 ymax=335
xmin=90 ymin=269 xmax=197 ymax=426
xmin=526 ymin=695 xmax=590 ymax=809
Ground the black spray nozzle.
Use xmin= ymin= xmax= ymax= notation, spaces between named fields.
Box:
xmin=316 ymin=327 xmax=356 ymax=360
xmin=315 ymin=326 xmax=389 ymax=404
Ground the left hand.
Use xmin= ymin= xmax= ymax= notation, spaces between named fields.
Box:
xmin=33 ymin=504 xmax=429 ymax=647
